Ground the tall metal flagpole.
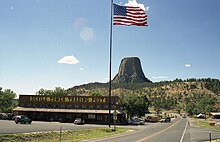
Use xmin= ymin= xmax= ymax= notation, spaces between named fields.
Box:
xmin=108 ymin=0 xmax=113 ymax=128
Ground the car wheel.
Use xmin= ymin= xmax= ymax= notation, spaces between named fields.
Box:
xmin=15 ymin=121 xmax=18 ymax=124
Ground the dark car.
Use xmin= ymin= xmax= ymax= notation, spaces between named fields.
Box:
xmin=74 ymin=118 xmax=85 ymax=125
xmin=0 ymin=113 xmax=8 ymax=120
xmin=15 ymin=115 xmax=32 ymax=124
xmin=160 ymin=117 xmax=171 ymax=123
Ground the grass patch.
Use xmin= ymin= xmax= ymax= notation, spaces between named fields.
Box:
xmin=191 ymin=118 xmax=220 ymax=130
xmin=0 ymin=128 xmax=128 ymax=142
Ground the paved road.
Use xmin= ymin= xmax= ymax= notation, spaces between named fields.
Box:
xmin=0 ymin=120 xmax=106 ymax=134
xmin=1 ymin=118 xmax=220 ymax=142
xmin=90 ymin=118 xmax=220 ymax=142
xmin=90 ymin=117 xmax=186 ymax=142
xmin=189 ymin=126 xmax=220 ymax=142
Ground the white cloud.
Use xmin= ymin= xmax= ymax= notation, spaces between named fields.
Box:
xmin=185 ymin=64 xmax=192 ymax=67
xmin=124 ymin=0 xmax=146 ymax=11
xmin=146 ymin=6 xmax=149 ymax=11
xmin=73 ymin=17 xmax=87 ymax=29
xmin=80 ymin=27 xmax=95 ymax=41
xmin=57 ymin=55 xmax=79 ymax=64
xmin=152 ymin=76 xmax=169 ymax=79
xmin=79 ymin=68 xmax=84 ymax=71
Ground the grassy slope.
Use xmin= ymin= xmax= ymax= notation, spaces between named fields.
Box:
xmin=0 ymin=128 xmax=127 ymax=142
xmin=190 ymin=118 xmax=220 ymax=130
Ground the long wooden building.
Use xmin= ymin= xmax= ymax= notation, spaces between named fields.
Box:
xmin=13 ymin=95 xmax=126 ymax=124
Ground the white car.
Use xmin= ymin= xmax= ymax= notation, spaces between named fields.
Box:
xmin=74 ymin=118 xmax=85 ymax=125
xmin=128 ymin=117 xmax=145 ymax=125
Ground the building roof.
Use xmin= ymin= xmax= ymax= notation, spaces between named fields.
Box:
xmin=210 ymin=112 xmax=220 ymax=116
xmin=13 ymin=107 xmax=123 ymax=114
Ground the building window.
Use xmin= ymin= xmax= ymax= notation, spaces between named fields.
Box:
xmin=88 ymin=114 xmax=95 ymax=119
xmin=82 ymin=105 xmax=86 ymax=109
xmin=33 ymin=104 xmax=39 ymax=108
xmin=104 ymin=115 xmax=108 ymax=122
xmin=96 ymin=105 xmax=101 ymax=109
xmin=61 ymin=104 xmax=66 ymax=108
xmin=67 ymin=105 xmax=72 ymax=109
xmin=67 ymin=114 xmax=72 ymax=119
xmin=89 ymin=106 xmax=93 ymax=109
xmin=97 ymin=115 xmax=102 ymax=121
xmin=104 ymin=105 xmax=108 ymax=109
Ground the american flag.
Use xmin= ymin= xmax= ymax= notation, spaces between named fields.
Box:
xmin=113 ymin=3 xmax=147 ymax=26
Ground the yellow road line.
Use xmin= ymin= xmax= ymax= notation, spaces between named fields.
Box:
xmin=137 ymin=118 xmax=182 ymax=142
xmin=90 ymin=124 xmax=163 ymax=142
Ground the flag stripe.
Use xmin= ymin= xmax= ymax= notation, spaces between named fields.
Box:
xmin=114 ymin=22 xmax=147 ymax=26
xmin=114 ymin=16 xmax=147 ymax=22
xmin=113 ymin=20 xmax=147 ymax=25
xmin=113 ymin=3 xmax=148 ymax=26
xmin=126 ymin=13 xmax=147 ymax=19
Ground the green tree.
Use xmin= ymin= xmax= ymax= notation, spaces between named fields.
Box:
xmin=36 ymin=88 xmax=45 ymax=95
xmin=36 ymin=87 xmax=68 ymax=96
xmin=0 ymin=87 xmax=16 ymax=112
xmin=186 ymin=102 xmax=196 ymax=116
xmin=53 ymin=87 xmax=69 ymax=96
xmin=176 ymin=103 xmax=183 ymax=114
xmin=91 ymin=92 xmax=102 ymax=97
xmin=121 ymin=94 xmax=149 ymax=118
xmin=197 ymin=96 xmax=216 ymax=115
xmin=186 ymin=96 xmax=216 ymax=116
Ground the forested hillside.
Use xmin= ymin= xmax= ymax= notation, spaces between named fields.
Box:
xmin=67 ymin=78 xmax=220 ymax=114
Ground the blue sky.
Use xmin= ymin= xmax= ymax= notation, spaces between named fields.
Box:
xmin=1 ymin=0 xmax=220 ymax=96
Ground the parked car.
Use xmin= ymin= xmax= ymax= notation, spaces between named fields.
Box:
xmin=0 ymin=113 xmax=8 ymax=120
xmin=196 ymin=113 xmax=205 ymax=119
xmin=7 ymin=113 xmax=15 ymax=120
xmin=15 ymin=115 xmax=32 ymax=124
xmin=145 ymin=116 xmax=160 ymax=123
xmin=128 ymin=117 xmax=145 ymax=125
xmin=160 ymin=117 xmax=171 ymax=123
xmin=74 ymin=118 xmax=85 ymax=125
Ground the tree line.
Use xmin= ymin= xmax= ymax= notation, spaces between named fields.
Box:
xmin=1 ymin=78 xmax=219 ymax=117
xmin=0 ymin=87 xmax=16 ymax=113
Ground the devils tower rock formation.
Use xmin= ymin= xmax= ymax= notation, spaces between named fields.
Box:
xmin=113 ymin=57 xmax=151 ymax=83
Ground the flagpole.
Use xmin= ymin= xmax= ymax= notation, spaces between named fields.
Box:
xmin=108 ymin=0 xmax=113 ymax=128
